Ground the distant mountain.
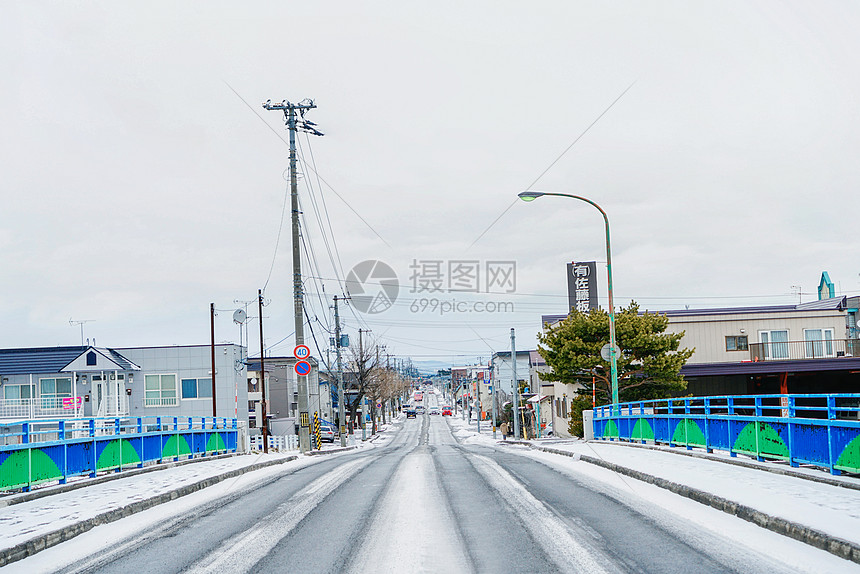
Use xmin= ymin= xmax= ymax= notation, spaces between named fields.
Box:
xmin=411 ymin=359 xmax=454 ymax=374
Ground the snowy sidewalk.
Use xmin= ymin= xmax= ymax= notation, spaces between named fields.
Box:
xmin=446 ymin=417 xmax=860 ymax=561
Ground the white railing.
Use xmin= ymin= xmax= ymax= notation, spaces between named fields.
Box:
xmin=0 ymin=397 xmax=85 ymax=420
xmin=246 ymin=434 xmax=299 ymax=452
xmin=144 ymin=397 xmax=179 ymax=408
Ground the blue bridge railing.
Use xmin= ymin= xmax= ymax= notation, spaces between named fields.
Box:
xmin=0 ymin=416 xmax=238 ymax=491
xmin=592 ymin=394 xmax=860 ymax=475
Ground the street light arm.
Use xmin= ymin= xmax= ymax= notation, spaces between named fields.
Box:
xmin=518 ymin=189 xmax=619 ymax=409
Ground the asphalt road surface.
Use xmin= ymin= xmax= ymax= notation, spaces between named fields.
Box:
xmin=34 ymin=407 xmax=823 ymax=574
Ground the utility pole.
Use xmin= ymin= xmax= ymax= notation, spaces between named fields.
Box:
xmin=258 ymin=290 xmax=268 ymax=453
xmin=334 ymin=295 xmax=348 ymax=447
xmin=511 ymin=328 xmax=520 ymax=440
xmin=359 ymin=328 xmax=371 ymax=440
xmin=210 ymin=303 xmax=217 ymax=417
xmin=263 ymin=98 xmax=323 ymax=453
xmin=491 ymin=355 xmax=498 ymax=439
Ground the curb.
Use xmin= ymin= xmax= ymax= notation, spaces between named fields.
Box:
xmin=0 ymin=452 xmax=239 ymax=509
xmin=505 ymin=442 xmax=860 ymax=565
xmin=587 ymin=439 xmax=860 ymax=492
xmin=306 ymin=445 xmax=358 ymax=456
xmin=0 ymin=455 xmax=298 ymax=567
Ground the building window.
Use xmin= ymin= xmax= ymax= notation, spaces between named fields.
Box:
xmin=39 ymin=377 xmax=72 ymax=408
xmin=4 ymin=384 xmax=33 ymax=401
xmin=86 ymin=351 xmax=97 ymax=366
xmin=181 ymin=378 xmax=212 ymax=399
xmin=725 ymin=335 xmax=748 ymax=351
xmin=759 ymin=330 xmax=789 ymax=359
xmin=804 ymin=329 xmax=834 ymax=358
xmin=144 ymin=374 xmax=178 ymax=407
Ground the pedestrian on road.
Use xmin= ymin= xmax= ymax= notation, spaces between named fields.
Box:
xmin=500 ymin=421 xmax=509 ymax=440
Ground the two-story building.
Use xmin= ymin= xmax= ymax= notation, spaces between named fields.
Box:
xmin=0 ymin=344 xmax=248 ymax=425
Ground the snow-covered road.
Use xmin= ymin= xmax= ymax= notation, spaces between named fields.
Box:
xmin=4 ymin=409 xmax=859 ymax=573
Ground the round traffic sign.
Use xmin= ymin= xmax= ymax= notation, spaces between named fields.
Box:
xmin=600 ymin=343 xmax=614 ymax=361
xmin=295 ymin=360 xmax=312 ymax=376
xmin=294 ymin=345 xmax=311 ymax=359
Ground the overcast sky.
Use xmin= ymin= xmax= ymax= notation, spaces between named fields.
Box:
xmin=3 ymin=2 xmax=860 ymax=368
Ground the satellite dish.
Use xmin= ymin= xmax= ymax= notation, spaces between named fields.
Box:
xmin=233 ymin=309 xmax=247 ymax=324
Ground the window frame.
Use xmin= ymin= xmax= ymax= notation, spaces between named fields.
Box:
xmin=181 ymin=377 xmax=212 ymax=400
xmin=759 ymin=330 xmax=790 ymax=359
xmin=725 ymin=335 xmax=749 ymax=352
xmin=804 ymin=328 xmax=834 ymax=358
xmin=144 ymin=374 xmax=178 ymax=407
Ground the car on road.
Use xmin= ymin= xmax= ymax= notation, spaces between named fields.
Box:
xmin=319 ymin=424 xmax=336 ymax=443
xmin=441 ymin=406 xmax=452 ymax=416
xmin=406 ymin=407 xmax=417 ymax=418
xmin=415 ymin=405 xmax=425 ymax=414
xmin=429 ymin=407 xmax=440 ymax=415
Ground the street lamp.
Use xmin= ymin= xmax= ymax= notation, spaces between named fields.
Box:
xmin=518 ymin=190 xmax=619 ymax=410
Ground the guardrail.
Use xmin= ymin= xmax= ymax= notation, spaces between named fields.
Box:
xmin=0 ymin=416 xmax=238 ymax=491
xmin=592 ymin=394 xmax=860 ymax=475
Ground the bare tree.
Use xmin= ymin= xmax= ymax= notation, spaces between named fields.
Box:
xmin=344 ymin=337 xmax=383 ymax=433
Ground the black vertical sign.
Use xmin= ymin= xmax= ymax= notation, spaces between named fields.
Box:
xmin=566 ymin=261 xmax=598 ymax=313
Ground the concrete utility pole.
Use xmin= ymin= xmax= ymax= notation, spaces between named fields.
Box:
xmin=334 ymin=295 xmax=348 ymax=447
xmin=511 ymin=328 xmax=520 ymax=440
xmin=491 ymin=356 xmax=498 ymax=439
xmin=263 ymin=98 xmax=323 ymax=453
xmin=359 ymin=328 xmax=371 ymax=440
xmin=210 ymin=303 xmax=217 ymax=417
xmin=258 ymin=290 xmax=268 ymax=453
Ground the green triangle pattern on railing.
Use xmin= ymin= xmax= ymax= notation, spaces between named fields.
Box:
xmin=602 ymin=419 xmax=619 ymax=439
xmin=733 ymin=422 xmax=789 ymax=459
xmin=96 ymin=439 xmax=141 ymax=470
xmin=631 ymin=418 xmax=655 ymax=441
xmin=671 ymin=419 xmax=706 ymax=447
xmin=163 ymin=434 xmax=192 ymax=458
xmin=836 ymin=436 xmax=860 ymax=473
xmin=0 ymin=449 xmax=62 ymax=489
xmin=206 ymin=433 xmax=227 ymax=452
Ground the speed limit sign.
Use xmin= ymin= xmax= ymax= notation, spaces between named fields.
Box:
xmin=294 ymin=345 xmax=310 ymax=360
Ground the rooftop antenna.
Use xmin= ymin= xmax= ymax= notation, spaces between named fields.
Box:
xmin=791 ymin=285 xmax=802 ymax=305
xmin=69 ymin=318 xmax=95 ymax=346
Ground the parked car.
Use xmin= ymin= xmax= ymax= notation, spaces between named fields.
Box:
xmin=441 ymin=406 xmax=452 ymax=416
xmin=319 ymin=424 xmax=336 ymax=443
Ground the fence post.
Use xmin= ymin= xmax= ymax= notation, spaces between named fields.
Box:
xmin=704 ymin=397 xmax=712 ymax=453
xmin=22 ymin=422 xmax=31 ymax=492
xmin=137 ymin=417 xmax=144 ymax=468
xmin=59 ymin=420 xmax=67 ymax=484
xmin=89 ymin=419 xmax=97 ymax=477
xmin=826 ymin=396 xmax=840 ymax=475
xmin=728 ymin=397 xmax=737 ymax=458
xmin=787 ymin=396 xmax=798 ymax=467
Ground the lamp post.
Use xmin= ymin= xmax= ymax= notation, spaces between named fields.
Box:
xmin=518 ymin=190 xmax=619 ymax=410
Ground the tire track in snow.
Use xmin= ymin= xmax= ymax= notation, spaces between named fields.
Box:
xmin=185 ymin=457 xmax=371 ymax=574
xmin=469 ymin=453 xmax=620 ymax=574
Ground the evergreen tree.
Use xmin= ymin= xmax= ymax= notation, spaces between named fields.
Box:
xmin=538 ymin=302 xmax=694 ymax=404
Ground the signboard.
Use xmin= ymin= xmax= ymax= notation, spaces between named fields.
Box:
xmin=294 ymin=360 xmax=312 ymax=376
xmin=567 ymin=261 xmax=598 ymax=313
xmin=294 ymin=345 xmax=311 ymax=359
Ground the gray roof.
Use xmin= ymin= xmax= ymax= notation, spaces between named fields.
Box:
xmin=542 ymin=297 xmax=848 ymax=323
xmin=0 ymin=346 xmax=138 ymax=375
